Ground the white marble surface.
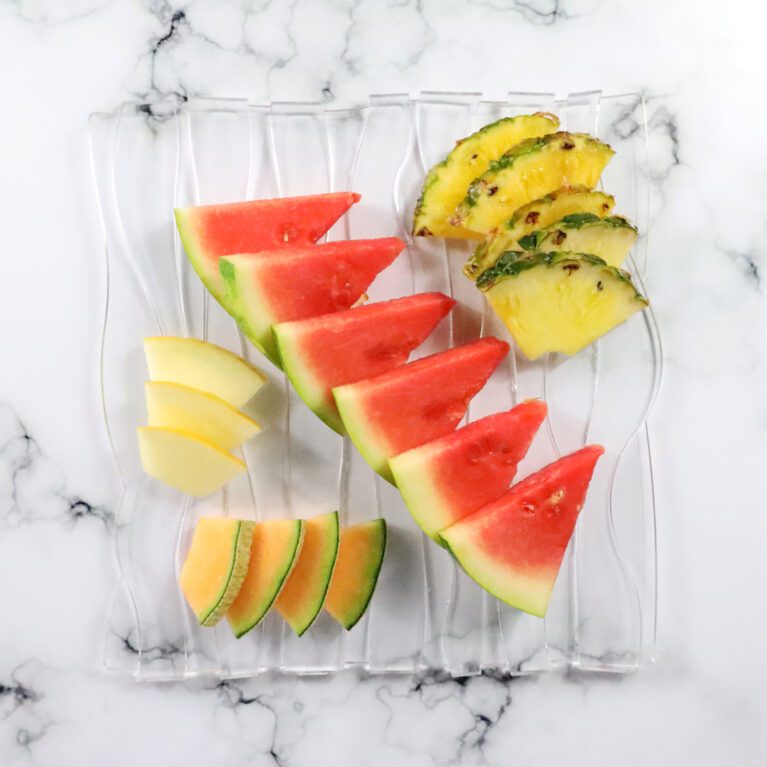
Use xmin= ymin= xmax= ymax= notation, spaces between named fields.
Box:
xmin=1 ymin=0 xmax=766 ymax=764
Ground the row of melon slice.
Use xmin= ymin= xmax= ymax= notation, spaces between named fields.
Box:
xmin=412 ymin=112 xmax=649 ymax=359
xmin=181 ymin=512 xmax=387 ymax=637
xmin=138 ymin=337 xmax=267 ymax=496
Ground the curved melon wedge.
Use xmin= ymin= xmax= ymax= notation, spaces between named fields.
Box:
xmin=333 ymin=337 xmax=509 ymax=483
xmin=273 ymin=292 xmax=455 ymax=434
xmin=325 ymin=519 xmax=387 ymax=630
xmin=175 ymin=192 xmax=360 ymax=304
xmin=144 ymin=337 xmax=266 ymax=409
xmin=220 ymin=237 xmax=404 ymax=364
xmin=453 ymin=132 xmax=615 ymax=235
xmin=389 ymin=400 xmax=547 ymax=543
xmin=180 ymin=517 xmax=255 ymax=626
xmin=227 ymin=519 xmax=305 ymax=638
xmin=442 ymin=445 xmax=604 ymax=617
xmin=275 ymin=511 xmax=340 ymax=636
xmin=145 ymin=382 xmax=260 ymax=452
xmin=137 ymin=427 xmax=245 ymax=497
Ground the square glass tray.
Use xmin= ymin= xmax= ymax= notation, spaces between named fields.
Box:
xmin=89 ymin=91 xmax=662 ymax=681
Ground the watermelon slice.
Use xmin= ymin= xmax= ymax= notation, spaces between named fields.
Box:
xmin=389 ymin=400 xmax=547 ymax=543
xmin=333 ymin=337 xmax=509 ymax=483
xmin=325 ymin=519 xmax=387 ymax=630
xmin=441 ymin=445 xmax=604 ymax=617
xmin=273 ymin=293 xmax=456 ymax=434
xmin=175 ymin=192 xmax=360 ymax=304
xmin=220 ymin=238 xmax=404 ymax=364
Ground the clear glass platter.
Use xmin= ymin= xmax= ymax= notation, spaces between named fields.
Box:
xmin=88 ymin=91 xmax=662 ymax=680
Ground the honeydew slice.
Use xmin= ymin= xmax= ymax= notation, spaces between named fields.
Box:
xmin=137 ymin=426 xmax=245 ymax=497
xmin=325 ymin=519 xmax=387 ymax=630
xmin=227 ymin=519 xmax=305 ymax=638
xmin=144 ymin=337 xmax=266 ymax=409
xmin=179 ymin=517 xmax=255 ymax=626
xmin=275 ymin=511 xmax=339 ymax=636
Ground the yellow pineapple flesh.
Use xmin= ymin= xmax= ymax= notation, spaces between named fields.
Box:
xmin=413 ymin=112 xmax=560 ymax=240
xmin=453 ymin=133 xmax=615 ymax=236
xmin=477 ymin=251 xmax=648 ymax=360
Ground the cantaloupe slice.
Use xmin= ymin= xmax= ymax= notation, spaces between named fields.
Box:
xmin=325 ymin=519 xmax=387 ymax=630
xmin=227 ymin=519 xmax=305 ymax=638
xmin=275 ymin=511 xmax=339 ymax=636
xmin=145 ymin=381 xmax=261 ymax=452
xmin=137 ymin=427 xmax=245 ymax=497
xmin=179 ymin=517 xmax=255 ymax=626
xmin=144 ymin=337 xmax=266 ymax=408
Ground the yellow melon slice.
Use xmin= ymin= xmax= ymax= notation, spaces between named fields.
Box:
xmin=144 ymin=337 xmax=266 ymax=409
xmin=137 ymin=426 xmax=245 ymax=497
xmin=145 ymin=381 xmax=260 ymax=452
xmin=179 ymin=517 xmax=255 ymax=626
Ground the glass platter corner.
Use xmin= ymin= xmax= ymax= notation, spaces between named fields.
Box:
xmin=88 ymin=91 xmax=662 ymax=681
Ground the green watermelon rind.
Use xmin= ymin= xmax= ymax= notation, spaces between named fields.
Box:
xmin=333 ymin=385 xmax=396 ymax=483
xmin=175 ymin=208 xmax=228 ymax=305
xmin=272 ymin=324 xmax=346 ymax=435
xmin=441 ymin=530 xmax=553 ymax=617
xmin=219 ymin=257 xmax=283 ymax=367
xmin=388 ymin=448 xmax=449 ymax=544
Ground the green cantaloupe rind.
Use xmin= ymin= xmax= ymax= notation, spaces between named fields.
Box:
xmin=219 ymin=257 xmax=282 ymax=367
xmin=272 ymin=324 xmax=346 ymax=435
xmin=200 ymin=520 xmax=256 ymax=627
xmin=388 ymin=447 xmax=450 ymax=544
xmin=326 ymin=519 xmax=387 ymax=630
xmin=228 ymin=520 xmax=305 ymax=638
xmin=280 ymin=511 xmax=340 ymax=636
xmin=441 ymin=524 xmax=553 ymax=617
xmin=333 ymin=385 xmax=396 ymax=484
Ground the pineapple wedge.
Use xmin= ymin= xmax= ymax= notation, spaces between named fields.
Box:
xmin=413 ymin=112 xmax=560 ymax=240
xmin=517 ymin=213 xmax=638 ymax=267
xmin=477 ymin=251 xmax=648 ymax=360
xmin=463 ymin=186 xmax=615 ymax=280
xmin=452 ymin=133 xmax=615 ymax=236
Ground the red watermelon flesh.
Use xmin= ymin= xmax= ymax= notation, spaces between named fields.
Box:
xmin=441 ymin=445 xmax=604 ymax=617
xmin=273 ymin=293 xmax=456 ymax=434
xmin=333 ymin=337 xmax=510 ymax=482
xmin=175 ymin=192 xmax=360 ymax=304
xmin=389 ymin=400 xmax=547 ymax=542
xmin=219 ymin=238 xmax=404 ymax=364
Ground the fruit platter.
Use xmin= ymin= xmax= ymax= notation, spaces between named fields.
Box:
xmin=89 ymin=91 xmax=662 ymax=680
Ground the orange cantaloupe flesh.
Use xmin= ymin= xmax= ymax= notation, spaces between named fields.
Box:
xmin=275 ymin=511 xmax=339 ymax=636
xmin=325 ymin=519 xmax=387 ymax=630
xmin=179 ymin=517 xmax=255 ymax=626
xmin=227 ymin=519 xmax=305 ymax=638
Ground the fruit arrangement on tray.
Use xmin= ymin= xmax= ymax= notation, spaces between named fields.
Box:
xmin=136 ymin=111 xmax=649 ymax=637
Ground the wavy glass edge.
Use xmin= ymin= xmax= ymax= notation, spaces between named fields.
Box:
xmin=89 ymin=91 xmax=663 ymax=681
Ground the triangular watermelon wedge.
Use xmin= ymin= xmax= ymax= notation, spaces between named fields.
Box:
xmin=175 ymin=192 xmax=360 ymax=304
xmin=273 ymin=292 xmax=456 ymax=434
xmin=333 ymin=337 xmax=509 ymax=483
xmin=220 ymin=238 xmax=404 ymax=364
xmin=389 ymin=400 xmax=547 ymax=543
xmin=441 ymin=445 xmax=604 ymax=617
